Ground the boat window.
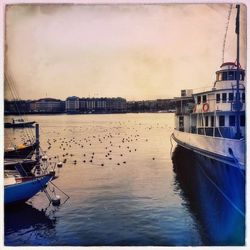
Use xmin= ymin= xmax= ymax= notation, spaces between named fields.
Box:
xmin=219 ymin=116 xmax=225 ymax=126
xmin=222 ymin=72 xmax=228 ymax=80
xmin=216 ymin=94 xmax=220 ymax=103
xmin=229 ymin=115 xmax=236 ymax=126
xmin=197 ymin=96 xmax=201 ymax=104
xmin=202 ymin=95 xmax=207 ymax=103
xmin=200 ymin=117 xmax=203 ymax=126
xmin=228 ymin=71 xmax=235 ymax=80
xmin=242 ymin=93 xmax=245 ymax=103
xmin=240 ymin=115 xmax=245 ymax=126
xmin=179 ymin=116 xmax=184 ymax=131
xmin=205 ymin=116 xmax=209 ymax=127
xmin=222 ymin=93 xmax=227 ymax=103
xmin=211 ymin=116 xmax=214 ymax=127
xmin=228 ymin=93 xmax=234 ymax=102
xmin=240 ymin=71 xmax=245 ymax=81
xmin=235 ymin=71 xmax=245 ymax=81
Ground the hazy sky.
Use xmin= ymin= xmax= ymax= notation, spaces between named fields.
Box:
xmin=5 ymin=3 xmax=247 ymax=101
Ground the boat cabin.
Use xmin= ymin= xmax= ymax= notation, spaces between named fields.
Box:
xmin=175 ymin=62 xmax=245 ymax=139
xmin=12 ymin=118 xmax=25 ymax=124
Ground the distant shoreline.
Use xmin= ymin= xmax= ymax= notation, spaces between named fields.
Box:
xmin=4 ymin=111 xmax=175 ymax=116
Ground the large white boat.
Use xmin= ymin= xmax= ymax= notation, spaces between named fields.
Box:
xmin=172 ymin=5 xmax=245 ymax=172
xmin=171 ymin=5 xmax=245 ymax=245
xmin=171 ymin=62 xmax=246 ymax=237
xmin=172 ymin=60 xmax=245 ymax=170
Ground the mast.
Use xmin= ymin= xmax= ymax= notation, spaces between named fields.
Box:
xmin=234 ymin=4 xmax=242 ymax=139
xmin=35 ymin=123 xmax=40 ymax=166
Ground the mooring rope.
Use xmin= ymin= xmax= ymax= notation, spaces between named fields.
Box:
xmin=198 ymin=163 xmax=244 ymax=217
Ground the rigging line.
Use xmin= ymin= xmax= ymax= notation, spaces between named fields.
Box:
xmin=222 ymin=4 xmax=233 ymax=64
xmin=6 ymin=80 xmax=33 ymax=143
xmin=5 ymin=73 xmax=26 ymax=124
xmin=5 ymin=71 xmax=35 ymax=141
xmin=4 ymin=133 xmax=16 ymax=148
xmin=198 ymin=163 xmax=245 ymax=217
xmin=169 ymin=133 xmax=174 ymax=158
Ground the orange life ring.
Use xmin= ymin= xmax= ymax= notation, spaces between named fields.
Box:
xmin=202 ymin=103 xmax=209 ymax=112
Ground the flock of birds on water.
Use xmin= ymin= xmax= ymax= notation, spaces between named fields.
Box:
xmin=7 ymin=119 xmax=173 ymax=170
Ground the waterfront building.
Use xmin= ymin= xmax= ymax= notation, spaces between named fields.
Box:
xmin=107 ymin=97 xmax=127 ymax=113
xmin=66 ymin=96 xmax=80 ymax=113
xmin=4 ymin=99 xmax=32 ymax=114
xmin=86 ymin=98 xmax=96 ymax=112
xmin=4 ymin=97 xmax=127 ymax=114
xmin=79 ymin=97 xmax=127 ymax=113
xmin=127 ymin=99 xmax=175 ymax=112
xmin=156 ymin=99 xmax=176 ymax=112
xmin=30 ymin=98 xmax=65 ymax=113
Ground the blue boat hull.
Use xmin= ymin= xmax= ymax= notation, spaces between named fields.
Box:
xmin=4 ymin=174 xmax=53 ymax=206
xmin=172 ymin=145 xmax=245 ymax=245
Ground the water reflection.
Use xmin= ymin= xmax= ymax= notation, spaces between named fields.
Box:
xmin=4 ymin=114 xmax=203 ymax=246
xmin=5 ymin=203 xmax=57 ymax=246
xmin=172 ymin=145 xmax=245 ymax=246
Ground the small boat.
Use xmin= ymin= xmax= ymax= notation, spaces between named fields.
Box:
xmin=4 ymin=118 xmax=35 ymax=128
xmin=4 ymin=124 xmax=56 ymax=206
xmin=4 ymin=142 xmax=36 ymax=159
xmin=4 ymin=170 xmax=54 ymax=206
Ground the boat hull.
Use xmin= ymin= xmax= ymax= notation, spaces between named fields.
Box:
xmin=4 ymin=174 xmax=53 ymax=206
xmin=172 ymin=145 xmax=245 ymax=245
xmin=4 ymin=144 xmax=36 ymax=159
xmin=172 ymin=129 xmax=245 ymax=169
xmin=4 ymin=121 xmax=35 ymax=128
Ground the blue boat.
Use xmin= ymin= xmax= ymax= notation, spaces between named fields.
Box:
xmin=4 ymin=173 xmax=54 ymax=206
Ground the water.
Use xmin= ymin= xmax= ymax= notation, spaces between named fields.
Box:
xmin=4 ymin=113 xmax=218 ymax=246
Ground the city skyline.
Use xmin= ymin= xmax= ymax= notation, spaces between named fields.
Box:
xmin=4 ymin=95 xmax=173 ymax=102
xmin=5 ymin=3 xmax=247 ymax=101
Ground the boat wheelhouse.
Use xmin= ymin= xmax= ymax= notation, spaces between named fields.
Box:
xmin=175 ymin=62 xmax=245 ymax=139
xmin=193 ymin=62 xmax=245 ymax=139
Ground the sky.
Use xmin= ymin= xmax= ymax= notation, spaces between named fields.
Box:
xmin=4 ymin=3 xmax=247 ymax=101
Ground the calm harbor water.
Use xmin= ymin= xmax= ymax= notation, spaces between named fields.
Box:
xmin=4 ymin=113 xmax=241 ymax=246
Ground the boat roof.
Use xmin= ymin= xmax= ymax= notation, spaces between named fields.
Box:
xmin=173 ymin=96 xmax=193 ymax=101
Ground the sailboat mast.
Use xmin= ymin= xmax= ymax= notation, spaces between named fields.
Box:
xmin=235 ymin=4 xmax=242 ymax=139
xmin=35 ymin=123 xmax=40 ymax=166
